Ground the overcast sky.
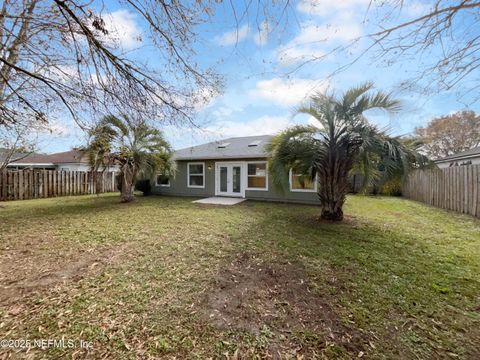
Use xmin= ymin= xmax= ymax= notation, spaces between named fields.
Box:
xmin=40 ymin=0 xmax=479 ymax=153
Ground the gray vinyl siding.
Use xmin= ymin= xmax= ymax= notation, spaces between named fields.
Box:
xmin=155 ymin=160 xmax=216 ymax=197
xmin=152 ymin=158 xmax=319 ymax=205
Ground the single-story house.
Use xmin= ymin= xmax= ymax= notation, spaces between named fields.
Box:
xmin=435 ymin=147 xmax=480 ymax=169
xmin=7 ymin=148 xmax=118 ymax=172
xmin=152 ymin=135 xmax=321 ymax=204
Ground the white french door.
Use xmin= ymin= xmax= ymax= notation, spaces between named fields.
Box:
xmin=215 ymin=162 xmax=244 ymax=197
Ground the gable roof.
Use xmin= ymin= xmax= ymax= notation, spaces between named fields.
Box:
xmin=11 ymin=149 xmax=89 ymax=165
xmin=436 ymin=146 xmax=480 ymax=163
xmin=174 ymin=135 xmax=273 ymax=160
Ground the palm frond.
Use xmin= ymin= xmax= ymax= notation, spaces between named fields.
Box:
xmin=352 ymin=91 xmax=401 ymax=115
xmin=100 ymin=115 xmax=130 ymax=138
xmin=341 ymin=82 xmax=374 ymax=110
xmin=87 ymin=114 xmax=173 ymax=182
xmin=267 ymin=125 xmax=318 ymax=191
xmin=338 ymin=82 xmax=402 ymax=119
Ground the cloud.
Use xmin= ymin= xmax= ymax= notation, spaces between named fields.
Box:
xmin=191 ymin=86 xmax=219 ymax=111
xmin=44 ymin=121 xmax=71 ymax=137
xmin=294 ymin=21 xmax=361 ymax=44
xmin=307 ymin=115 xmax=322 ymax=128
xmin=254 ymin=21 xmax=270 ymax=46
xmin=249 ymin=78 xmax=327 ymax=107
xmin=277 ymin=20 xmax=362 ymax=65
xmin=211 ymin=106 xmax=235 ymax=118
xmin=162 ymin=115 xmax=290 ymax=149
xmin=280 ymin=0 xmax=367 ymax=65
xmin=214 ymin=22 xmax=272 ymax=47
xmin=34 ymin=119 xmax=78 ymax=142
xmin=214 ymin=24 xmax=250 ymax=46
xmin=163 ymin=110 xmax=324 ymax=149
xmin=102 ymin=10 xmax=143 ymax=49
xmin=205 ymin=115 xmax=292 ymax=138
xmin=46 ymin=65 xmax=78 ymax=83
xmin=296 ymin=0 xmax=370 ymax=17
xmin=159 ymin=86 xmax=219 ymax=114
xmin=403 ymin=2 xmax=431 ymax=17
xmin=277 ymin=45 xmax=325 ymax=66
xmin=167 ymin=113 xmax=322 ymax=147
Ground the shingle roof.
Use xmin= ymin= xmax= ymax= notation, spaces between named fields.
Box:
xmin=174 ymin=135 xmax=273 ymax=160
xmin=436 ymin=146 xmax=480 ymax=162
xmin=0 ymin=148 xmax=37 ymax=164
xmin=11 ymin=149 xmax=89 ymax=165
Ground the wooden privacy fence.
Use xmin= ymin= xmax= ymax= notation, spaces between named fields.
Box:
xmin=0 ymin=170 xmax=117 ymax=201
xmin=403 ymin=165 xmax=480 ymax=218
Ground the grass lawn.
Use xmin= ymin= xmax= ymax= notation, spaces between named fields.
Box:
xmin=0 ymin=194 xmax=479 ymax=359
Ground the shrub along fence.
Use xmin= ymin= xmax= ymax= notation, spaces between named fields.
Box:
xmin=403 ymin=165 xmax=480 ymax=218
xmin=0 ymin=169 xmax=117 ymax=201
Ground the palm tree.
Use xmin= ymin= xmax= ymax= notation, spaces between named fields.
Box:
xmin=269 ymin=83 xmax=429 ymax=221
xmin=88 ymin=115 xmax=173 ymax=202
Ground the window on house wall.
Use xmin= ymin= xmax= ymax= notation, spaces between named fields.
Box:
xmin=247 ymin=162 xmax=267 ymax=190
xmin=156 ymin=173 xmax=170 ymax=187
xmin=188 ymin=162 xmax=205 ymax=188
xmin=290 ymin=168 xmax=316 ymax=192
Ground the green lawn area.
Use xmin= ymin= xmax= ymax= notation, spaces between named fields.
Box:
xmin=0 ymin=194 xmax=479 ymax=359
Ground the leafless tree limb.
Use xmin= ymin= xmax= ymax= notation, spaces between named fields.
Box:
xmin=290 ymin=1 xmax=480 ymax=103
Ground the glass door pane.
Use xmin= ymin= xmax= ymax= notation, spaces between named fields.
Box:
xmin=232 ymin=166 xmax=241 ymax=193
xmin=220 ymin=166 xmax=228 ymax=192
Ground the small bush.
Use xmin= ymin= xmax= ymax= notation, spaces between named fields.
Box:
xmin=380 ymin=178 xmax=402 ymax=196
xmin=135 ymin=179 xmax=152 ymax=196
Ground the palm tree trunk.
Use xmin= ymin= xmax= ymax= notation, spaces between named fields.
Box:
xmin=316 ymin=156 xmax=350 ymax=221
xmin=320 ymin=202 xmax=344 ymax=221
xmin=120 ymin=167 xmax=135 ymax=203
xmin=318 ymin=177 xmax=346 ymax=221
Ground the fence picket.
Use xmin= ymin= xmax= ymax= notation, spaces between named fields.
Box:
xmin=404 ymin=165 xmax=480 ymax=218
xmin=0 ymin=170 xmax=117 ymax=202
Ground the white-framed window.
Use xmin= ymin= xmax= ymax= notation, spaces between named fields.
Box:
xmin=156 ymin=173 xmax=170 ymax=187
xmin=187 ymin=162 xmax=205 ymax=188
xmin=246 ymin=161 xmax=268 ymax=191
xmin=289 ymin=168 xmax=317 ymax=192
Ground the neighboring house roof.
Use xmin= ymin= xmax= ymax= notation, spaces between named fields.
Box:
xmin=174 ymin=135 xmax=273 ymax=160
xmin=11 ymin=149 xmax=89 ymax=165
xmin=435 ymin=147 xmax=480 ymax=163
xmin=0 ymin=147 xmax=37 ymax=164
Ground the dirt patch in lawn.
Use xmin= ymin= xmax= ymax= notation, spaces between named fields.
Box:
xmin=200 ymin=252 xmax=370 ymax=357
xmin=0 ymin=240 xmax=129 ymax=307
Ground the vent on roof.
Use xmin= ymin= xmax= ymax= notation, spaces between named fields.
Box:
xmin=248 ymin=140 xmax=261 ymax=147
xmin=217 ymin=142 xmax=230 ymax=148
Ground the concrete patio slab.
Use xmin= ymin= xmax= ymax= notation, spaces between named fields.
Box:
xmin=192 ymin=197 xmax=246 ymax=205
